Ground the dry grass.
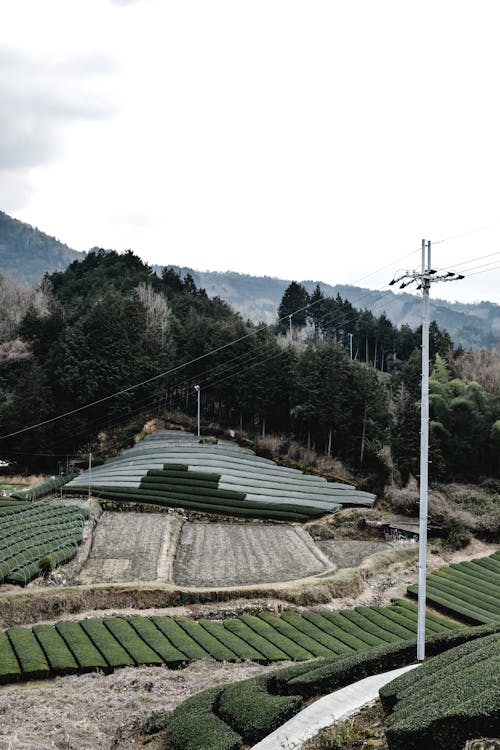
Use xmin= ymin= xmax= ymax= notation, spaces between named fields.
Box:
xmin=386 ymin=482 xmax=500 ymax=545
xmin=0 ymin=660 xmax=284 ymax=750
xmin=304 ymin=701 xmax=387 ymax=750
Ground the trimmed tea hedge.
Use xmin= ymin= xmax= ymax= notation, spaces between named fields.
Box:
xmin=408 ymin=551 xmax=500 ymax=624
xmin=218 ymin=674 xmax=302 ymax=744
xmin=0 ymin=502 xmax=87 ymax=585
xmin=10 ymin=470 xmax=78 ymax=502
xmin=169 ymin=687 xmax=241 ymax=750
xmin=381 ymin=633 xmax=500 ymax=750
xmin=64 ymin=428 xmax=376 ymax=519
xmin=0 ymin=603 xmax=458 ymax=685
xmin=167 ymin=621 xmax=500 ymax=750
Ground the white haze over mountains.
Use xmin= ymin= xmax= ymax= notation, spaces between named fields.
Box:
xmin=2 ymin=0 xmax=500 ymax=305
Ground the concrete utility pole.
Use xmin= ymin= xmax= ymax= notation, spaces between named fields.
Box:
xmin=348 ymin=332 xmax=353 ymax=360
xmin=288 ymin=314 xmax=293 ymax=338
xmin=194 ymin=384 xmax=200 ymax=437
xmin=88 ymin=452 xmax=92 ymax=501
xmin=390 ymin=241 xmax=463 ymax=661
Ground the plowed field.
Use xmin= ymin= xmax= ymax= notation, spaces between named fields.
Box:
xmin=77 ymin=512 xmax=178 ymax=584
xmin=173 ymin=522 xmax=328 ymax=587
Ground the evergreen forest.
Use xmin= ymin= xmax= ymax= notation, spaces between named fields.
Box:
xmin=0 ymin=249 xmax=498 ymax=490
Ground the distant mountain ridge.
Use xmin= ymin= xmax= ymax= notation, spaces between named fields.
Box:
xmin=0 ymin=211 xmax=84 ymax=283
xmin=167 ymin=267 xmax=500 ymax=349
xmin=0 ymin=211 xmax=497 ymax=347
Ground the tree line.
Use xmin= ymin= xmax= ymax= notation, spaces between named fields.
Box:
xmin=0 ymin=251 xmax=498 ymax=489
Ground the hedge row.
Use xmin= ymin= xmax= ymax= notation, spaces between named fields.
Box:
xmin=168 ymin=687 xmax=241 ymax=750
xmin=167 ymin=622 xmax=500 ymax=750
xmin=64 ymin=428 xmax=375 ymax=519
xmin=9 ymin=471 xmax=79 ymax=501
xmin=0 ymin=504 xmax=87 ymax=585
xmin=65 ymin=486 xmax=314 ymax=522
xmin=408 ymin=551 xmax=500 ymax=624
xmin=0 ymin=604 xmax=458 ymax=685
xmin=381 ymin=633 xmax=500 ymax=750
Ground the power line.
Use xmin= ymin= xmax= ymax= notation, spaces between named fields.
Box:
xmin=0 ymin=242 xmax=441 ymax=442
xmin=433 ymin=220 xmax=500 ymax=245
xmin=432 ymin=250 xmax=500 ymax=273
xmin=461 ymin=264 xmax=500 ymax=279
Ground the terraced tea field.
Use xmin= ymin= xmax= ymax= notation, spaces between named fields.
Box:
xmin=64 ymin=429 xmax=375 ymax=520
xmin=0 ymin=601 xmax=458 ymax=684
xmin=0 ymin=502 xmax=88 ymax=586
xmin=173 ymin=522 xmax=328 ymax=586
xmin=408 ymin=550 xmax=500 ymax=624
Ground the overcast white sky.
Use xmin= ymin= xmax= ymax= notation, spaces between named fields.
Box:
xmin=2 ymin=0 xmax=500 ymax=304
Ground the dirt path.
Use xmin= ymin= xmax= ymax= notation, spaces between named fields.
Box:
xmin=0 ymin=660 xmax=286 ymax=750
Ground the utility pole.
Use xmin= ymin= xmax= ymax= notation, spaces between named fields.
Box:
xmin=390 ymin=241 xmax=463 ymax=661
xmin=194 ymin=384 xmax=200 ymax=437
xmin=288 ymin=314 xmax=293 ymax=338
xmin=88 ymin=452 xmax=92 ymax=501
xmin=348 ymin=332 xmax=353 ymax=360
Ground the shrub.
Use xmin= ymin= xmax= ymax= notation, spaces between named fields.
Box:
xmin=103 ymin=618 xmax=164 ymax=666
xmin=382 ymin=633 xmax=500 ymax=750
xmin=169 ymin=687 xmax=241 ymax=750
xmin=218 ymin=675 xmax=302 ymax=744
xmin=55 ymin=621 xmax=108 ymax=670
xmin=32 ymin=624 xmax=78 ymax=675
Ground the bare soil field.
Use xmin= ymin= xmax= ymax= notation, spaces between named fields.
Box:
xmin=0 ymin=660 xmax=283 ymax=750
xmin=76 ymin=512 xmax=180 ymax=585
xmin=173 ymin=522 xmax=329 ymax=587
xmin=317 ymin=540 xmax=390 ymax=568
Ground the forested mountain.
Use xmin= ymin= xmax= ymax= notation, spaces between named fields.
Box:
xmin=0 ymin=212 xmax=84 ymax=283
xmin=0 ymin=212 xmax=497 ymax=348
xmin=165 ymin=267 xmax=500 ymax=349
xmin=0 ymin=249 xmax=498 ymax=490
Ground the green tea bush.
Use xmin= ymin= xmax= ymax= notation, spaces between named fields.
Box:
xmin=382 ymin=634 xmax=500 ymax=750
xmin=55 ymin=621 xmax=107 ymax=670
xmin=103 ymin=618 xmax=164 ymax=666
xmin=151 ymin=617 xmax=208 ymax=659
xmin=240 ymin=614 xmax=314 ymax=660
xmin=127 ymin=617 xmax=187 ymax=666
xmin=218 ymin=675 xmax=302 ymax=744
xmin=32 ymin=624 xmax=78 ymax=675
xmin=175 ymin=617 xmax=239 ymax=662
xmin=222 ymin=618 xmax=289 ymax=661
xmin=169 ymin=687 xmax=241 ymax=750
xmin=80 ymin=619 xmax=134 ymax=668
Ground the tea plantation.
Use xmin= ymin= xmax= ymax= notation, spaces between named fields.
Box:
xmin=0 ymin=502 xmax=88 ymax=586
xmin=408 ymin=550 xmax=500 ymax=624
xmin=0 ymin=602 xmax=457 ymax=684
xmin=64 ymin=430 xmax=376 ymax=520
xmin=381 ymin=632 xmax=500 ymax=750
xmin=166 ymin=622 xmax=500 ymax=750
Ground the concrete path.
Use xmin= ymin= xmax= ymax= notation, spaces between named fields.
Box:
xmin=252 ymin=664 xmax=419 ymax=749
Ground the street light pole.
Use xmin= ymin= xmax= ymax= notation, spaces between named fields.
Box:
xmin=194 ymin=385 xmax=200 ymax=437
